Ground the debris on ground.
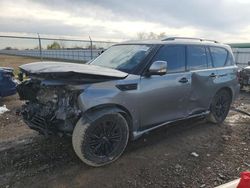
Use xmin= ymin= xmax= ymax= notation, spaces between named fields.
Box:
xmin=218 ymin=173 xmax=226 ymax=180
xmin=222 ymin=135 xmax=231 ymax=141
xmin=0 ymin=105 xmax=9 ymax=115
xmin=191 ymin=152 xmax=199 ymax=157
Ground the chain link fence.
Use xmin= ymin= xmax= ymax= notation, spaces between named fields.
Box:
xmin=232 ymin=48 xmax=250 ymax=68
xmin=0 ymin=35 xmax=117 ymax=62
xmin=1 ymin=35 xmax=250 ymax=67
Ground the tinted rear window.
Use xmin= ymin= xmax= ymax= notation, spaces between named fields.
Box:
xmin=152 ymin=45 xmax=185 ymax=73
xmin=210 ymin=47 xmax=228 ymax=67
xmin=187 ymin=45 xmax=207 ymax=70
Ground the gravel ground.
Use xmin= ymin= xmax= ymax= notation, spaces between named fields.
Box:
xmin=0 ymin=92 xmax=249 ymax=188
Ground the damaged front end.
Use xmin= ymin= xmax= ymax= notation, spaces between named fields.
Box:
xmin=17 ymin=79 xmax=82 ymax=136
xmin=17 ymin=62 xmax=127 ymax=136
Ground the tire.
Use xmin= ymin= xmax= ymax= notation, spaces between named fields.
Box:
xmin=72 ymin=113 xmax=129 ymax=167
xmin=207 ymin=89 xmax=232 ymax=124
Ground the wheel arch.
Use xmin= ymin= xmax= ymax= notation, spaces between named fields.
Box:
xmin=207 ymin=86 xmax=233 ymax=124
xmin=82 ymin=103 xmax=133 ymax=135
xmin=215 ymin=87 xmax=233 ymax=101
xmin=207 ymin=86 xmax=233 ymax=112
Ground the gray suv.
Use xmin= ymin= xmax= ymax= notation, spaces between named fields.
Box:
xmin=17 ymin=37 xmax=240 ymax=166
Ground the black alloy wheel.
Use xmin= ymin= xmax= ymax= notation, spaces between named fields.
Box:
xmin=207 ymin=90 xmax=232 ymax=124
xmin=72 ymin=113 xmax=129 ymax=167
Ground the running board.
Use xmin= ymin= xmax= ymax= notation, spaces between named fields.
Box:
xmin=132 ymin=111 xmax=210 ymax=140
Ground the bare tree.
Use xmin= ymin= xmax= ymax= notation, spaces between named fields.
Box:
xmin=137 ymin=32 xmax=167 ymax=40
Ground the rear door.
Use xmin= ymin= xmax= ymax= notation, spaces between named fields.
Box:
xmin=186 ymin=45 xmax=218 ymax=115
xmin=139 ymin=45 xmax=191 ymax=129
xmin=209 ymin=46 xmax=239 ymax=98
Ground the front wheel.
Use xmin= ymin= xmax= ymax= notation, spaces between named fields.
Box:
xmin=207 ymin=90 xmax=232 ymax=124
xmin=72 ymin=113 xmax=129 ymax=167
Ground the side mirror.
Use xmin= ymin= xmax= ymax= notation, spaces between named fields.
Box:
xmin=148 ymin=61 xmax=167 ymax=76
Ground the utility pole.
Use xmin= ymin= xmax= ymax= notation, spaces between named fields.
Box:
xmin=89 ymin=36 xmax=93 ymax=60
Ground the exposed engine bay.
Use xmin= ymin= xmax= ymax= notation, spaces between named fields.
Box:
xmin=17 ymin=61 xmax=128 ymax=136
xmin=17 ymin=79 xmax=81 ymax=136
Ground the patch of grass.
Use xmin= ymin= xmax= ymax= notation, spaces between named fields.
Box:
xmin=0 ymin=55 xmax=40 ymax=75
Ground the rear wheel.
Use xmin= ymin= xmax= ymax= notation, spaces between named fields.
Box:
xmin=72 ymin=113 xmax=129 ymax=167
xmin=207 ymin=90 xmax=232 ymax=124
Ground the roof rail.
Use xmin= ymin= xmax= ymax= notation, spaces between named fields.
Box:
xmin=162 ymin=37 xmax=219 ymax=43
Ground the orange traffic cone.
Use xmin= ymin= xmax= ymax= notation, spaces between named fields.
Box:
xmin=237 ymin=172 xmax=250 ymax=188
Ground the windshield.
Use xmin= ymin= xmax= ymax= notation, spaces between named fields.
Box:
xmin=90 ymin=44 xmax=152 ymax=73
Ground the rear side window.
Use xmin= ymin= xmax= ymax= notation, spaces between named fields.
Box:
xmin=210 ymin=47 xmax=228 ymax=67
xmin=205 ymin=47 xmax=213 ymax=68
xmin=187 ymin=45 xmax=207 ymax=70
xmin=152 ymin=45 xmax=185 ymax=73
xmin=0 ymin=72 xmax=2 ymax=81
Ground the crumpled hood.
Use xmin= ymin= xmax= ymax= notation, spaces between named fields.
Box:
xmin=20 ymin=61 xmax=128 ymax=79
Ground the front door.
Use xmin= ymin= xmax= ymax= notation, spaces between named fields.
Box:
xmin=139 ymin=45 xmax=191 ymax=129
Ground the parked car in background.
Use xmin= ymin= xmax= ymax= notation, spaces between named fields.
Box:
xmin=0 ymin=67 xmax=17 ymax=98
xmin=238 ymin=62 xmax=250 ymax=89
xmin=17 ymin=37 xmax=240 ymax=167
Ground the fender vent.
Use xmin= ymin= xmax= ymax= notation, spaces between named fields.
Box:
xmin=116 ymin=83 xmax=138 ymax=91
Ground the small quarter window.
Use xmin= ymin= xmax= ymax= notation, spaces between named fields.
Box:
xmin=187 ymin=45 xmax=207 ymax=70
xmin=225 ymin=53 xmax=235 ymax=66
xmin=210 ymin=47 xmax=228 ymax=67
xmin=152 ymin=45 xmax=185 ymax=73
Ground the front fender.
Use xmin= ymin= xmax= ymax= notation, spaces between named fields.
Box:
xmin=77 ymin=81 xmax=140 ymax=132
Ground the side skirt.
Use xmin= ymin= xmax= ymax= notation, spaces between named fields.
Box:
xmin=132 ymin=111 xmax=210 ymax=140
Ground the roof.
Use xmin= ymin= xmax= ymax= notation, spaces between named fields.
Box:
xmin=118 ymin=37 xmax=230 ymax=49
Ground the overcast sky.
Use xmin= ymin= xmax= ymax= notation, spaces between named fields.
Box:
xmin=1 ymin=0 xmax=250 ymax=43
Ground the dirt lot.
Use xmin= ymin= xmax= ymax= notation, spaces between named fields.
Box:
xmin=0 ymin=55 xmax=40 ymax=75
xmin=0 ymin=55 xmax=250 ymax=188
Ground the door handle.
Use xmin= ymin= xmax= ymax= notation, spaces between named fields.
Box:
xmin=209 ymin=73 xmax=217 ymax=78
xmin=179 ymin=77 xmax=188 ymax=83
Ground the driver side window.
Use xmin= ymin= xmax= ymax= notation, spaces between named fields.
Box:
xmin=152 ymin=45 xmax=186 ymax=73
